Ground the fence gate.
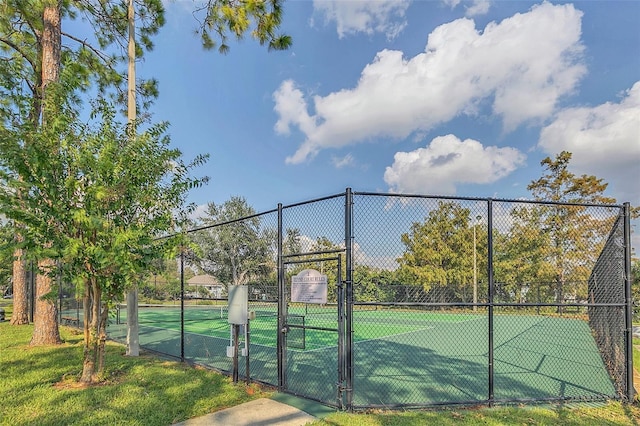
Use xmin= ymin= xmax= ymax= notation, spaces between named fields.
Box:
xmin=279 ymin=251 xmax=347 ymax=408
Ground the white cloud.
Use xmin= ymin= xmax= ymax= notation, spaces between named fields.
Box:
xmin=272 ymin=80 xmax=316 ymax=137
xmin=443 ymin=0 xmax=491 ymax=17
xmin=312 ymin=0 xmax=411 ymax=39
xmin=465 ymin=0 xmax=491 ymax=17
xmin=275 ymin=2 xmax=585 ymax=164
xmin=442 ymin=0 xmax=461 ymax=7
xmin=538 ymin=81 xmax=640 ymax=205
xmin=383 ymin=134 xmax=526 ymax=194
xmin=189 ymin=203 xmax=208 ymax=222
xmin=332 ymin=153 xmax=354 ymax=169
xmin=353 ymin=241 xmax=398 ymax=270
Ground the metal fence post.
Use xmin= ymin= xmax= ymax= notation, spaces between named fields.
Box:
xmin=487 ymin=199 xmax=494 ymax=404
xmin=623 ymin=202 xmax=634 ymax=401
xmin=337 ymin=255 xmax=345 ymax=409
xmin=180 ymin=248 xmax=185 ymax=362
xmin=277 ymin=203 xmax=286 ymax=390
xmin=345 ymin=188 xmax=354 ymax=410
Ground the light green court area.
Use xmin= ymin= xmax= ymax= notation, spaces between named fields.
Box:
xmin=105 ymin=305 xmax=618 ymax=407
xmin=116 ymin=305 xmax=482 ymax=351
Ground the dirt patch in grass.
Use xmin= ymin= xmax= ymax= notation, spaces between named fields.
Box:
xmin=53 ymin=368 xmax=128 ymax=390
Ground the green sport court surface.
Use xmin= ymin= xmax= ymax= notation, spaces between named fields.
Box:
xmin=106 ymin=304 xmax=616 ymax=407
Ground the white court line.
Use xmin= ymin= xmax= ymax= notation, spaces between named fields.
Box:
xmin=298 ymin=326 xmax=437 ymax=354
xmin=134 ymin=317 xmax=478 ymax=354
xmin=354 ymin=326 xmax=435 ymax=345
xmin=137 ymin=324 xmax=282 ymax=351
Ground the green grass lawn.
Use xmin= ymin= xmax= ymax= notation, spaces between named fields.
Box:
xmin=1 ymin=304 xmax=639 ymax=426
xmin=0 ymin=318 xmax=268 ymax=426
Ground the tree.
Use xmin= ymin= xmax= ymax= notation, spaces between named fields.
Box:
xmin=140 ymin=257 xmax=183 ymax=301
xmin=0 ymin=221 xmax=14 ymax=296
xmin=0 ymin=100 xmax=207 ymax=382
xmin=527 ymin=151 xmax=616 ymax=311
xmin=1 ymin=2 xmax=43 ymax=326
xmin=0 ymin=0 xmax=164 ymax=334
xmin=283 ymin=228 xmax=303 ymax=256
xmin=193 ymin=196 xmax=273 ymax=285
xmin=28 ymin=0 xmax=64 ymax=347
xmin=397 ymin=201 xmax=481 ymax=303
xmin=1 ymin=0 xmax=291 ymax=342
xmin=352 ymin=265 xmax=397 ymax=303
xmin=493 ymin=209 xmax=548 ymax=303
xmin=197 ymin=0 xmax=292 ymax=53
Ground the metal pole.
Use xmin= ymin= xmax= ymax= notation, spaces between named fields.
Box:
xmin=180 ymin=249 xmax=185 ymax=362
xmin=337 ymin=256 xmax=344 ymax=409
xmin=277 ymin=203 xmax=286 ymax=390
xmin=487 ymin=199 xmax=494 ymax=404
xmin=473 ymin=218 xmax=478 ymax=312
xmin=623 ymin=203 xmax=634 ymax=401
xmin=246 ymin=320 xmax=251 ymax=385
xmin=233 ymin=324 xmax=239 ymax=383
xmin=345 ymin=188 xmax=354 ymax=410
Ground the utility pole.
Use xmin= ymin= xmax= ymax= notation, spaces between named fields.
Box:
xmin=125 ymin=0 xmax=139 ymax=356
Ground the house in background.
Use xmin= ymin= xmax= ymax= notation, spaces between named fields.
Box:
xmin=187 ymin=274 xmax=225 ymax=299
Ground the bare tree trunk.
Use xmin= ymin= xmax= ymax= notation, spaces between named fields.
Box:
xmin=42 ymin=3 xmax=61 ymax=91
xmin=11 ymin=3 xmax=43 ymax=322
xmin=97 ymin=297 xmax=110 ymax=374
xmin=81 ymin=277 xmax=101 ymax=383
xmin=29 ymin=1 xmax=62 ymax=346
xmin=83 ymin=277 xmax=91 ymax=349
xmin=30 ymin=258 xmax=61 ymax=345
xmin=10 ymin=247 xmax=29 ymax=325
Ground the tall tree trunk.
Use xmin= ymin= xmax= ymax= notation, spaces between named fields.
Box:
xmin=42 ymin=3 xmax=61 ymax=92
xmin=29 ymin=1 xmax=62 ymax=346
xmin=30 ymin=258 xmax=61 ymax=345
xmin=11 ymin=3 xmax=43 ymax=325
xmin=125 ymin=0 xmax=139 ymax=357
xmin=10 ymin=247 xmax=29 ymax=325
xmin=83 ymin=277 xmax=91 ymax=349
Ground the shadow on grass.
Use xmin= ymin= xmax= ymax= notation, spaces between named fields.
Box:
xmin=0 ymin=323 xmax=264 ymax=426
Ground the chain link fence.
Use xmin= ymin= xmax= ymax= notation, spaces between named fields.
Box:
xmin=59 ymin=189 xmax=633 ymax=409
xmin=588 ymin=214 xmax=629 ymax=397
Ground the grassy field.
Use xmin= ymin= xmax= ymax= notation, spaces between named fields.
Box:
xmin=1 ymin=301 xmax=639 ymax=425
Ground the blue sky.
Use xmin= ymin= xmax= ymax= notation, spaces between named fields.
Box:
xmin=74 ymin=1 xmax=640 ymax=247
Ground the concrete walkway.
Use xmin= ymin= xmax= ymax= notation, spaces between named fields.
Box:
xmin=173 ymin=395 xmax=330 ymax=426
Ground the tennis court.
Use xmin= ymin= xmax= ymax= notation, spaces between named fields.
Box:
xmin=104 ymin=304 xmax=615 ymax=407
xmin=56 ymin=191 xmax=632 ymax=408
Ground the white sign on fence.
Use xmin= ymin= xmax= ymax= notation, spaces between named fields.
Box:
xmin=291 ymin=269 xmax=328 ymax=304
xmin=228 ymin=285 xmax=248 ymax=324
